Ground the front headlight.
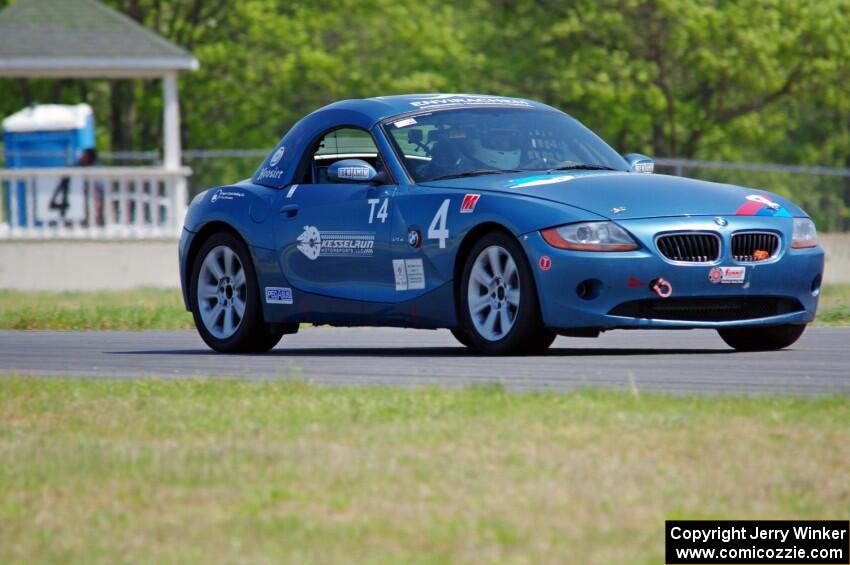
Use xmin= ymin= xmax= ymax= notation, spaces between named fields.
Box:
xmin=791 ymin=217 xmax=818 ymax=249
xmin=541 ymin=221 xmax=639 ymax=251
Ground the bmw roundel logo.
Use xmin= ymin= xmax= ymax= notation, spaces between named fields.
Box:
xmin=407 ymin=227 xmax=422 ymax=248
xmin=269 ymin=146 xmax=285 ymax=167
xmin=713 ymin=216 xmax=728 ymax=227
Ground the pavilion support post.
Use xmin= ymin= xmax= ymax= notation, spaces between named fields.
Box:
xmin=162 ymin=71 xmax=181 ymax=170
xmin=162 ymin=71 xmax=187 ymax=232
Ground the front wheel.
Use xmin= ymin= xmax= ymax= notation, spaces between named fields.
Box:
xmin=717 ymin=324 xmax=806 ymax=352
xmin=458 ymin=232 xmax=555 ymax=354
xmin=450 ymin=327 xmax=475 ymax=349
xmin=190 ymin=232 xmax=285 ymax=353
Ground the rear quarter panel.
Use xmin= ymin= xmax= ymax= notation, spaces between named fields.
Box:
xmin=180 ymin=181 xmax=283 ymax=312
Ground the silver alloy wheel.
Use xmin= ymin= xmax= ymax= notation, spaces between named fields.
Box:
xmin=196 ymin=245 xmax=247 ymax=339
xmin=467 ymin=245 xmax=520 ymax=341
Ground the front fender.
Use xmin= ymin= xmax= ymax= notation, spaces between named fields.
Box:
xmin=427 ymin=188 xmax=608 ymax=284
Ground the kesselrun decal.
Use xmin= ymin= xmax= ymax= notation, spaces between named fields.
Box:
xmin=296 ymin=225 xmax=375 ymax=260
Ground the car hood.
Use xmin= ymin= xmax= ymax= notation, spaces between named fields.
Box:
xmin=419 ymin=171 xmax=804 ymax=220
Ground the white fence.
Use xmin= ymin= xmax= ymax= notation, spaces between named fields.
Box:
xmin=0 ymin=167 xmax=189 ymax=239
xmin=2 ymin=152 xmax=850 ymax=240
xmin=654 ymin=158 xmax=850 ymax=179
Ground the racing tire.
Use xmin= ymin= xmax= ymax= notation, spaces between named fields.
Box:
xmin=190 ymin=232 xmax=284 ymax=353
xmin=458 ymin=232 xmax=556 ymax=355
xmin=450 ymin=327 xmax=475 ymax=349
xmin=717 ymin=324 xmax=807 ymax=352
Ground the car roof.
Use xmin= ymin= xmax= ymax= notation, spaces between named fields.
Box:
xmin=315 ymin=93 xmax=560 ymax=123
xmin=251 ymin=94 xmax=564 ymax=189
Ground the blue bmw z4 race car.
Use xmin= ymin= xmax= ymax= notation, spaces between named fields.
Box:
xmin=179 ymin=94 xmax=824 ymax=354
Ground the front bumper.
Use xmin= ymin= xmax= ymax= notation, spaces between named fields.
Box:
xmin=521 ymin=216 xmax=825 ymax=330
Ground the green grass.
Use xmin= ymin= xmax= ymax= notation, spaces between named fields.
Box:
xmin=0 ymin=285 xmax=848 ymax=330
xmin=1 ymin=377 xmax=849 ymax=564
xmin=817 ymin=284 xmax=850 ymax=325
xmin=0 ymin=288 xmax=192 ymax=330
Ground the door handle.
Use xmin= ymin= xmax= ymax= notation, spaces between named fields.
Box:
xmin=279 ymin=204 xmax=299 ymax=219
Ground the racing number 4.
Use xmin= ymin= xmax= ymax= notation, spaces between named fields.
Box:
xmin=428 ymin=199 xmax=450 ymax=248
xmin=368 ymin=198 xmax=388 ymax=224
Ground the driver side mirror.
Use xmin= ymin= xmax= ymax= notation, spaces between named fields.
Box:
xmin=623 ymin=153 xmax=654 ymax=174
xmin=328 ymin=159 xmax=377 ymax=183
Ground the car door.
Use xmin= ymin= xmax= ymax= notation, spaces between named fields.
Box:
xmin=274 ymin=128 xmax=396 ymax=302
xmin=383 ymin=122 xmax=461 ymax=303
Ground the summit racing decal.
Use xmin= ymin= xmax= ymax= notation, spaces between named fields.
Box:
xmin=408 ymin=94 xmax=533 ymax=108
xmin=296 ymin=225 xmax=375 ymax=260
xmin=735 ymin=194 xmax=791 ymax=217
xmin=507 ymin=174 xmax=574 ymax=189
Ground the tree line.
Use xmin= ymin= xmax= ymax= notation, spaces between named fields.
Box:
xmin=2 ymin=0 xmax=850 ymax=227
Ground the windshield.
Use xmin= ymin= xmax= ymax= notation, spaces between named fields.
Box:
xmin=384 ymin=107 xmax=629 ymax=183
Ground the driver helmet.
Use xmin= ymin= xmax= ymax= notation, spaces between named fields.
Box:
xmin=466 ymin=129 xmax=522 ymax=169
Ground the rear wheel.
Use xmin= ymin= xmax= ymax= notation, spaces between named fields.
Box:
xmin=717 ymin=324 xmax=806 ymax=352
xmin=458 ymin=232 xmax=555 ymax=354
xmin=190 ymin=232 xmax=284 ymax=353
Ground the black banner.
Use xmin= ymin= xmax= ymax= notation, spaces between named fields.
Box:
xmin=666 ymin=520 xmax=849 ymax=564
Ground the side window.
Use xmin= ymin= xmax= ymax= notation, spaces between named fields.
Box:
xmin=389 ymin=124 xmax=436 ymax=158
xmin=387 ymin=123 xmax=437 ymax=179
xmin=311 ymin=128 xmax=380 ymax=183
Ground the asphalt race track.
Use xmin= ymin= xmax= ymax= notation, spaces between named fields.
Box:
xmin=2 ymin=327 xmax=849 ymax=394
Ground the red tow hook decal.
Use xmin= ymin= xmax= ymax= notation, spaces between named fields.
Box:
xmin=650 ymin=277 xmax=673 ymax=298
